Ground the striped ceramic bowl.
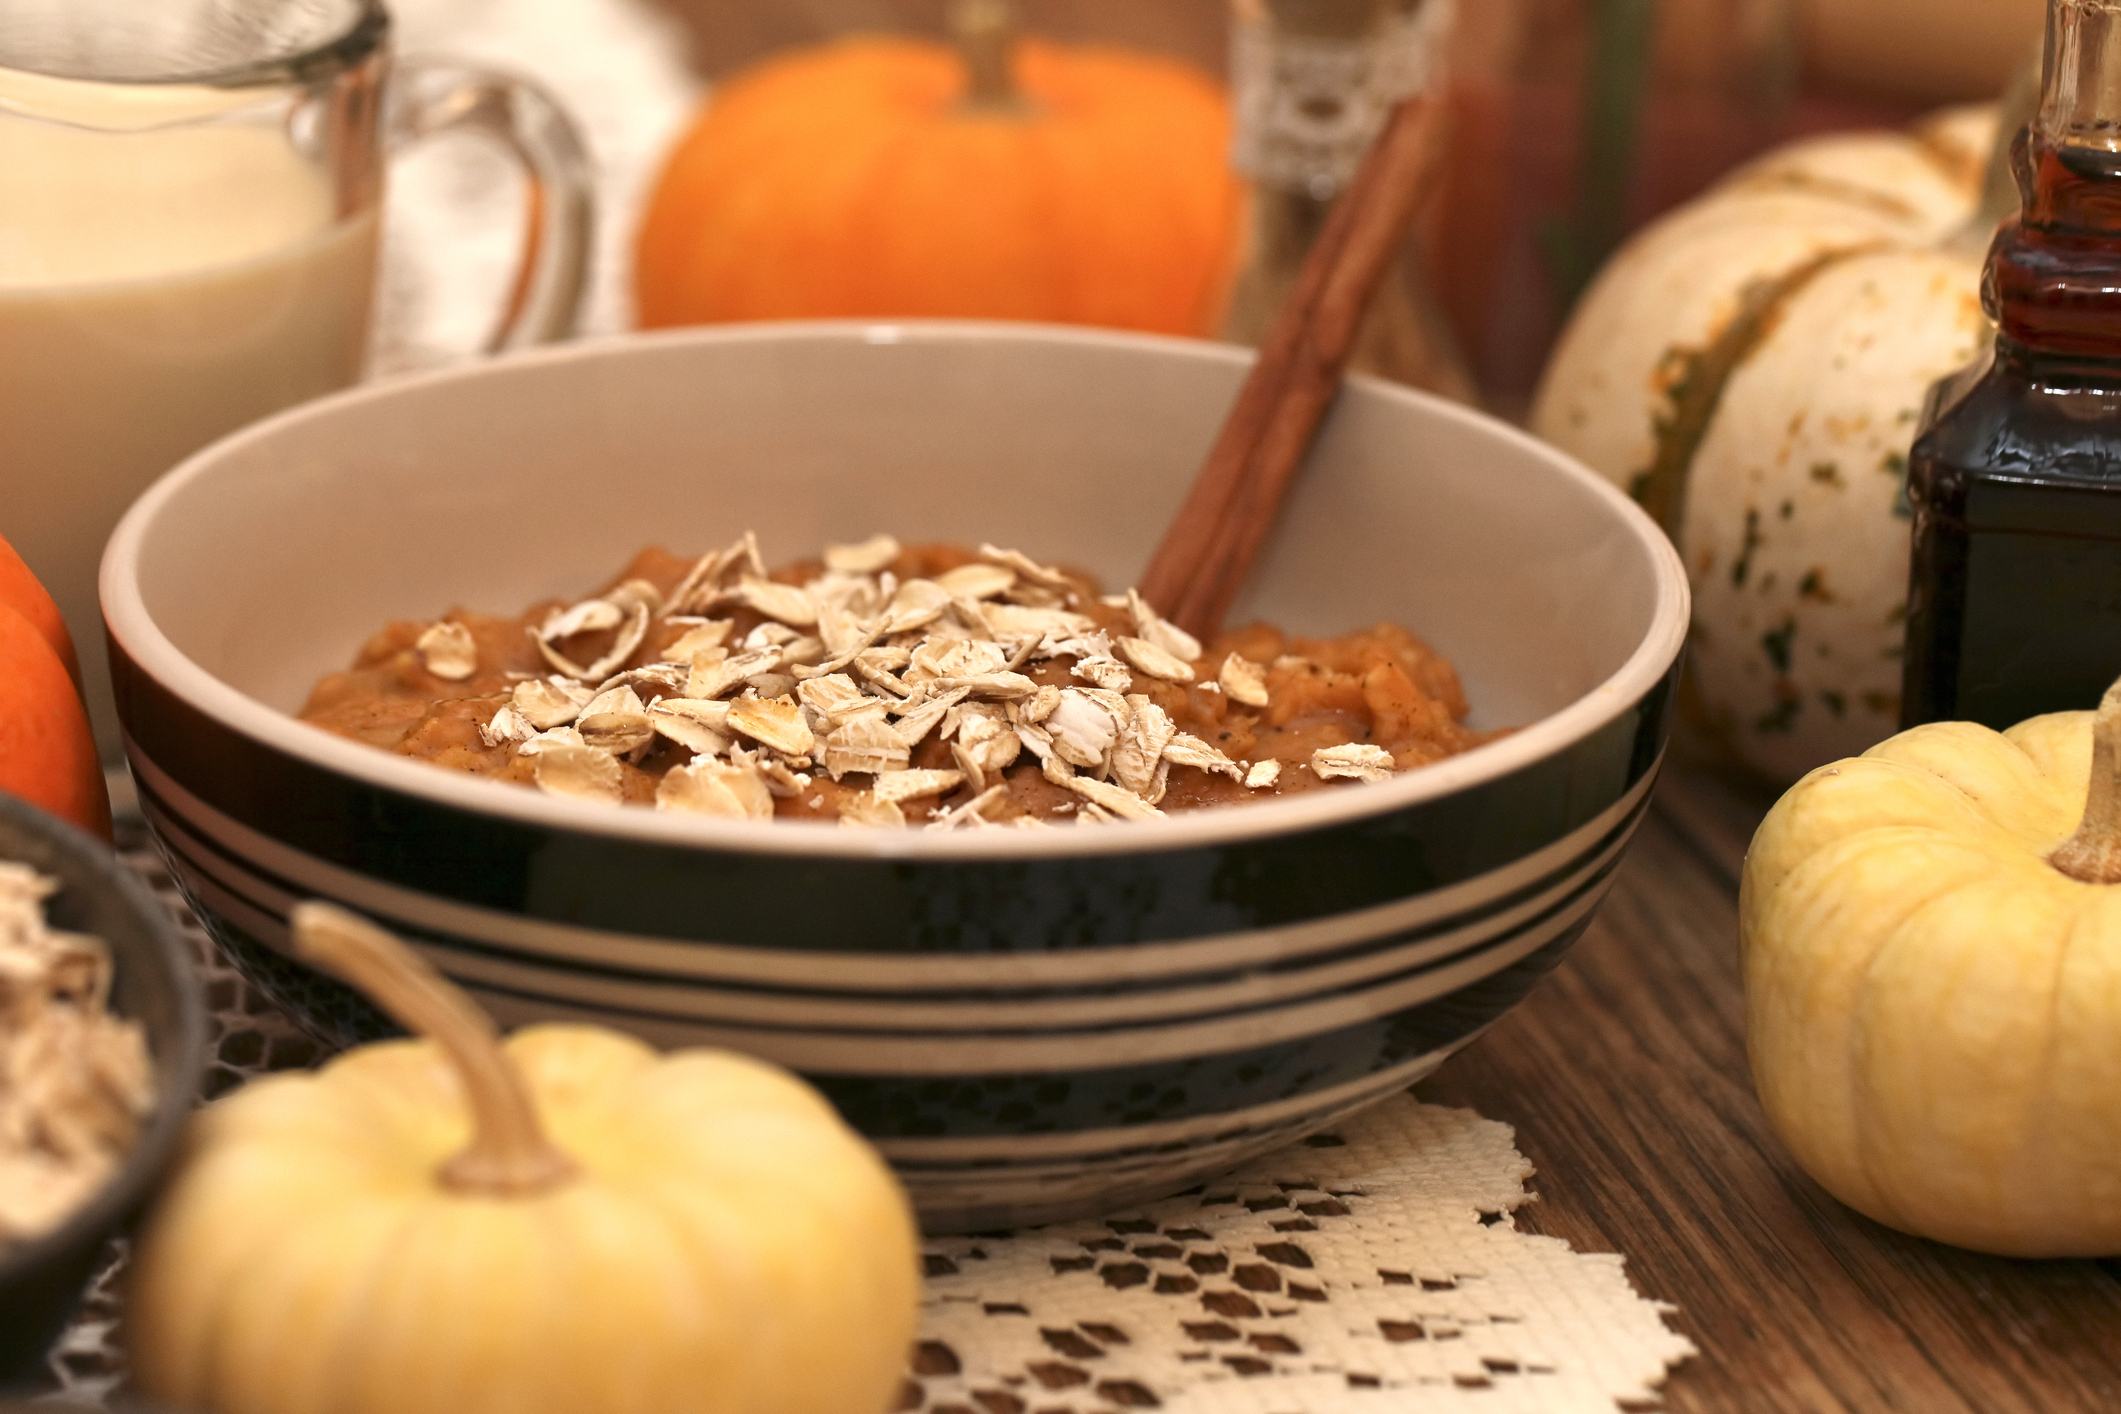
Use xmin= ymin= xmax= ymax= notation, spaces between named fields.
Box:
xmin=103 ymin=323 xmax=1687 ymax=1232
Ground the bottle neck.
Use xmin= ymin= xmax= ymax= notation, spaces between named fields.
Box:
xmin=2038 ymin=0 xmax=2121 ymax=146
xmin=1986 ymin=0 xmax=2121 ymax=357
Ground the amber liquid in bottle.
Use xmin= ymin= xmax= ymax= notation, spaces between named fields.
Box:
xmin=1903 ymin=129 xmax=2121 ymax=729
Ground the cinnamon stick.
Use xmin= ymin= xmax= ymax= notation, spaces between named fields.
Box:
xmin=1138 ymin=93 xmax=1451 ymax=640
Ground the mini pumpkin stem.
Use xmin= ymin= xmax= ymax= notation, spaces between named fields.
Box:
xmin=2051 ymin=674 xmax=2121 ymax=884
xmin=289 ymin=902 xmax=578 ymax=1196
xmin=951 ymin=0 xmax=1023 ymax=112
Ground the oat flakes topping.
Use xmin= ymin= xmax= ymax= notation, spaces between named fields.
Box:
xmin=978 ymin=544 xmax=1073 ymax=591
xmin=736 ymin=576 xmax=819 ymax=627
xmin=600 ymin=663 xmax=691 ymax=696
xmin=664 ymin=544 xmax=738 ymax=617
xmin=824 ymin=533 xmax=901 ymax=575
xmin=1063 ymin=774 xmax=1164 ymax=821
xmin=536 ymin=599 xmax=650 ymax=682
xmin=726 ymin=694 xmax=816 ymax=758
xmin=576 ymin=685 xmax=656 ymax=755
xmin=657 ymin=760 xmax=774 ymax=820
xmin=1021 ymin=685 xmax=1063 ymax=725
xmin=686 ymin=646 xmax=782 ymax=701
xmin=480 ymin=704 xmax=537 ymax=747
xmin=935 ymin=562 xmax=1017 ymax=602
xmin=1067 ymin=649 xmax=1134 ymax=693
xmin=927 ymin=672 xmax=1039 ymax=700
xmin=415 ymin=621 xmax=478 ymax=681
xmin=1117 ymin=635 xmax=1195 ymax=684
xmin=1113 ymin=696 xmax=1178 ymax=798
xmin=798 ymin=674 xmax=889 ymax=731
xmin=873 ymin=769 xmax=967 ymax=806
xmin=1165 ymin=733 xmax=1244 ymax=780
xmin=984 ymin=603 xmax=1097 ymax=639
xmin=927 ymin=783 xmax=1011 ymax=831
xmin=837 ymin=791 xmax=907 ymax=829
xmin=436 ymin=531 xmax=1430 ymax=830
xmin=822 ymin=716 xmax=911 ymax=780
xmin=1313 ymin=744 xmax=1396 ymax=784
xmin=649 ymin=699 xmax=733 ymax=758
xmin=511 ymin=677 xmax=594 ymax=730
xmin=950 ymin=714 xmax=1022 ymax=794
xmin=531 ymin=742 xmax=624 ymax=803
xmin=658 ymin=619 xmax=733 ymax=663
xmin=755 ymin=756 xmax=813 ymax=797
xmin=538 ymin=599 xmax=625 ymax=642
xmin=814 ymin=603 xmax=872 ymax=659
xmin=891 ymin=686 xmax=974 ymax=749
xmin=909 ymin=637 xmax=1010 ymax=682
xmin=1046 ymin=690 xmax=1124 ymax=770
xmin=1219 ymin=653 xmax=1271 ymax=707
xmin=885 ymin=579 xmax=953 ymax=634
xmin=1125 ymin=589 xmax=1204 ymax=664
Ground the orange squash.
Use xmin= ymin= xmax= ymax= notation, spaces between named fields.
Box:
xmin=635 ymin=13 xmax=1244 ymax=336
xmin=0 ymin=531 xmax=79 ymax=689
xmin=0 ymin=603 xmax=110 ymax=840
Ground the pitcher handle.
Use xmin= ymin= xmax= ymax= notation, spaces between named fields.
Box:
xmin=387 ymin=58 xmax=595 ymax=352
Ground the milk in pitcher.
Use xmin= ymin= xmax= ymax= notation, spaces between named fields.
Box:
xmin=0 ymin=69 xmax=378 ymax=751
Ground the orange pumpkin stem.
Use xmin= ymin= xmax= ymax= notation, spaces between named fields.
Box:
xmin=951 ymin=0 xmax=1023 ymax=111
xmin=289 ymin=902 xmax=579 ymax=1196
xmin=2051 ymin=674 xmax=2121 ymax=884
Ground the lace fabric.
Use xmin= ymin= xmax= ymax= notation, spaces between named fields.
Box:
xmin=1230 ymin=0 xmax=1455 ymax=198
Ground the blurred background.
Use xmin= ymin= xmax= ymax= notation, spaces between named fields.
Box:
xmin=377 ymin=0 xmax=2045 ymax=412
xmin=644 ymin=0 xmax=2042 ymax=406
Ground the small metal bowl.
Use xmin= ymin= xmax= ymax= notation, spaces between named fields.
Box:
xmin=0 ymin=796 xmax=207 ymax=1389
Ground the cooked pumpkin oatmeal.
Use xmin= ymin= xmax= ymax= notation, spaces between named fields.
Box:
xmin=300 ymin=535 xmax=1498 ymax=827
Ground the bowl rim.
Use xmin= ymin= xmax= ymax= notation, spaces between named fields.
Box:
xmin=0 ymin=795 xmax=208 ymax=1297
xmin=103 ymin=319 xmax=1689 ymax=862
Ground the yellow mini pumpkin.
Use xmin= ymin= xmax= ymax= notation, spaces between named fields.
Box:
xmin=634 ymin=2 xmax=1243 ymax=336
xmin=127 ymin=904 xmax=921 ymax=1414
xmin=1740 ymin=679 xmax=2121 ymax=1257
xmin=1533 ymin=106 xmax=2004 ymax=784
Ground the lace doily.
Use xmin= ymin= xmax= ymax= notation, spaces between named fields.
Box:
xmin=1230 ymin=0 xmax=1455 ymax=199
xmin=906 ymin=1098 xmax=1693 ymax=1413
xmin=36 ymin=832 xmax=1694 ymax=1412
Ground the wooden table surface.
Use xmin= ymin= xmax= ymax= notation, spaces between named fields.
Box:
xmin=1419 ymin=744 xmax=2121 ymax=1412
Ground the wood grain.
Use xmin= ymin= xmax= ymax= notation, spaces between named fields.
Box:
xmin=1422 ymin=757 xmax=2121 ymax=1413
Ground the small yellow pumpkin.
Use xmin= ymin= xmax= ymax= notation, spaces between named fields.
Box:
xmin=127 ymin=904 xmax=921 ymax=1414
xmin=1740 ymin=678 xmax=2121 ymax=1257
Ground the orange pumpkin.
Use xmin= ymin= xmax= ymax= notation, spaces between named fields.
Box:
xmin=634 ymin=19 xmax=1244 ymax=336
xmin=0 ymin=603 xmax=109 ymax=841
xmin=0 ymin=531 xmax=79 ymax=689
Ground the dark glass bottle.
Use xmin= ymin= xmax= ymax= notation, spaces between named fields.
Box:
xmin=1903 ymin=0 xmax=2121 ymax=729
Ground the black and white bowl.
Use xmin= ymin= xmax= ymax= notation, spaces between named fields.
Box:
xmin=102 ymin=323 xmax=1686 ymax=1231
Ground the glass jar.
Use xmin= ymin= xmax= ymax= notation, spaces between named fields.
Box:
xmin=1219 ymin=0 xmax=1474 ymax=399
xmin=1903 ymin=0 xmax=2121 ymax=728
